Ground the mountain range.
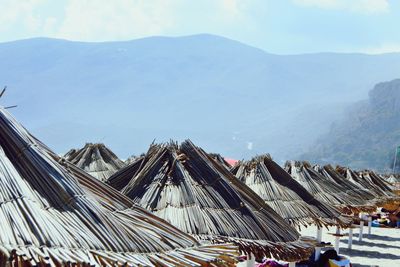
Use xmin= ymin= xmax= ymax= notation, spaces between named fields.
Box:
xmin=1 ymin=34 xmax=399 ymax=162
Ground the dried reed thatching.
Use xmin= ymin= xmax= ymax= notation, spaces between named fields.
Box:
xmin=336 ymin=166 xmax=384 ymax=196
xmin=107 ymin=156 xmax=145 ymax=191
xmin=385 ymin=174 xmax=400 ymax=184
xmin=124 ymin=155 xmax=140 ymax=166
xmin=111 ymin=141 xmax=314 ymax=262
xmin=285 ymin=161 xmax=375 ymax=214
xmin=0 ymin=108 xmax=238 ymax=266
xmin=335 ymin=166 xmax=397 ymax=206
xmin=64 ymin=143 xmax=125 ymax=181
xmin=233 ymin=156 xmax=351 ymax=229
xmin=209 ymin=153 xmax=232 ymax=171
xmin=312 ymin=165 xmax=376 ymax=214
xmin=358 ymin=170 xmax=399 ymax=204
xmin=359 ymin=170 xmax=394 ymax=195
xmin=316 ymin=165 xmax=375 ymax=201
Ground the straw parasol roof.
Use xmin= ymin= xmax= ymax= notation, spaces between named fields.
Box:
xmin=359 ymin=170 xmax=394 ymax=195
xmin=285 ymin=161 xmax=375 ymax=214
xmin=107 ymin=156 xmax=145 ymax=191
xmin=111 ymin=141 xmax=314 ymax=262
xmin=0 ymin=108 xmax=238 ymax=266
xmin=233 ymin=156 xmax=351 ymax=229
xmin=64 ymin=143 xmax=125 ymax=181
xmin=335 ymin=166 xmax=395 ymax=206
xmin=358 ymin=170 xmax=399 ymax=204
xmin=313 ymin=165 xmax=376 ymax=212
xmin=209 ymin=153 xmax=232 ymax=171
xmin=386 ymin=174 xmax=400 ymax=184
xmin=316 ymin=165 xmax=375 ymax=202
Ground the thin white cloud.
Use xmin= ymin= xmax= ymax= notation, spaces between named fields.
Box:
xmin=361 ymin=43 xmax=400 ymax=54
xmin=220 ymin=0 xmax=243 ymax=18
xmin=56 ymin=0 xmax=179 ymax=41
xmin=0 ymin=0 xmax=44 ymax=31
xmin=293 ymin=0 xmax=389 ymax=14
xmin=43 ymin=17 xmax=57 ymax=33
xmin=247 ymin=141 xmax=253 ymax=150
xmin=0 ymin=0 xmax=259 ymax=42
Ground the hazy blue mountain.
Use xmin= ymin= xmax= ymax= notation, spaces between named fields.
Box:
xmin=1 ymin=34 xmax=400 ymax=161
xmin=302 ymin=79 xmax=400 ymax=171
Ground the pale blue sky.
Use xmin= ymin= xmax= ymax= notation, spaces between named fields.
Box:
xmin=0 ymin=0 xmax=399 ymax=54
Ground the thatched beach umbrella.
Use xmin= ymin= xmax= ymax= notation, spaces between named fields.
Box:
xmin=286 ymin=161 xmax=374 ymax=214
xmin=359 ymin=170 xmax=395 ymax=196
xmin=111 ymin=141 xmax=314 ymax=262
xmin=0 ymin=108 xmax=238 ymax=266
xmin=65 ymin=143 xmax=125 ymax=181
xmin=233 ymin=156 xmax=351 ymax=229
xmin=313 ymin=165 xmax=375 ymax=205
xmin=209 ymin=153 xmax=232 ymax=171
xmin=360 ymin=170 xmax=400 ymax=207
xmin=336 ymin=166 xmax=384 ymax=196
xmin=335 ymin=166 xmax=394 ymax=206
xmin=386 ymin=174 xmax=400 ymax=184
xmin=385 ymin=175 xmax=400 ymax=195
xmin=107 ymin=156 xmax=145 ymax=191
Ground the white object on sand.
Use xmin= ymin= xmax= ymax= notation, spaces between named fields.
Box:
xmin=359 ymin=220 xmax=364 ymax=242
xmin=334 ymin=226 xmax=341 ymax=254
xmin=315 ymin=227 xmax=323 ymax=261
xmin=246 ymin=253 xmax=255 ymax=267
xmin=348 ymin=227 xmax=353 ymax=250
xmin=367 ymin=216 xmax=372 ymax=236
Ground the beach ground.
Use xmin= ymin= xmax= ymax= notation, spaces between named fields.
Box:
xmin=300 ymin=225 xmax=400 ymax=267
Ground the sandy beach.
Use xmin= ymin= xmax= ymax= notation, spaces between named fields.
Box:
xmin=300 ymin=225 xmax=400 ymax=267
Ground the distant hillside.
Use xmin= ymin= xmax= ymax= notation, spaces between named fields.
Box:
xmin=1 ymin=34 xmax=400 ymax=161
xmin=302 ymin=79 xmax=400 ymax=171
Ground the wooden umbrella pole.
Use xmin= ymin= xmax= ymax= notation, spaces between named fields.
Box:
xmin=359 ymin=220 xmax=364 ymax=242
xmin=367 ymin=216 xmax=372 ymax=236
xmin=334 ymin=226 xmax=341 ymax=254
xmin=315 ymin=227 xmax=323 ymax=261
xmin=316 ymin=227 xmax=323 ymax=241
xmin=348 ymin=227 xmax=353 ymax=250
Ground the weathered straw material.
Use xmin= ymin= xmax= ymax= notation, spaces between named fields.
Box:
xmin=358 ymin=170 xmax=399 ymax=204
xmin=359 ymin=170 xmax=394 ymax=195
xmin=209 ymin=153 xmax=232 ymax=171
xmin=316 ymin=165 xmax=375 ymax=201
xmin=385 ymin=174 xmax=400 ymax=184
xmin=107 ymin=156 xmax=145 ymax=191
xmin=336 ymin=166 xmax=384 ymax=196
xmin=125 ymin=154 xmax=145 ymax=165
xmin=233 ymin=156 xmax=351 ymax=229
xmin=113 ymin=141 xmax=314 ymax=262
xmin=65 ymin=143 xmax=125 ymax=181
xmin=0 ymin=108 xmax=238 ymax=267
xmin=286 ymin=161 xmax=375 ymax=214
xmin=335 ymin=166 xmax=396 ymax=206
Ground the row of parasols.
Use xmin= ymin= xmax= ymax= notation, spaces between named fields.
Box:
xmin=0 ymin=106 xmax=398 ymax=267
xmin=66 ymin=126 xmax=399 ymax=262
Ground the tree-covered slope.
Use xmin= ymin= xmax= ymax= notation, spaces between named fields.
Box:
xmin=302 ymin=79 xmax=400 ymax=171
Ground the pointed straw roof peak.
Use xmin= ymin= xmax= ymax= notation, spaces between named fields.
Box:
xmin=286 ymin=161 xmax=376 ymax=214
xmin=65 ymin=142 xmax=126 ymax=181
xmin=209 ymin=153 xmax=232 ymax=170
xmin=109 ymin=140 xmax=314 ymax=262
xmin=334 ymin=165 xmax=399 ymax=206
xmin=234 ymin=157 xmax=352 ymax=229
